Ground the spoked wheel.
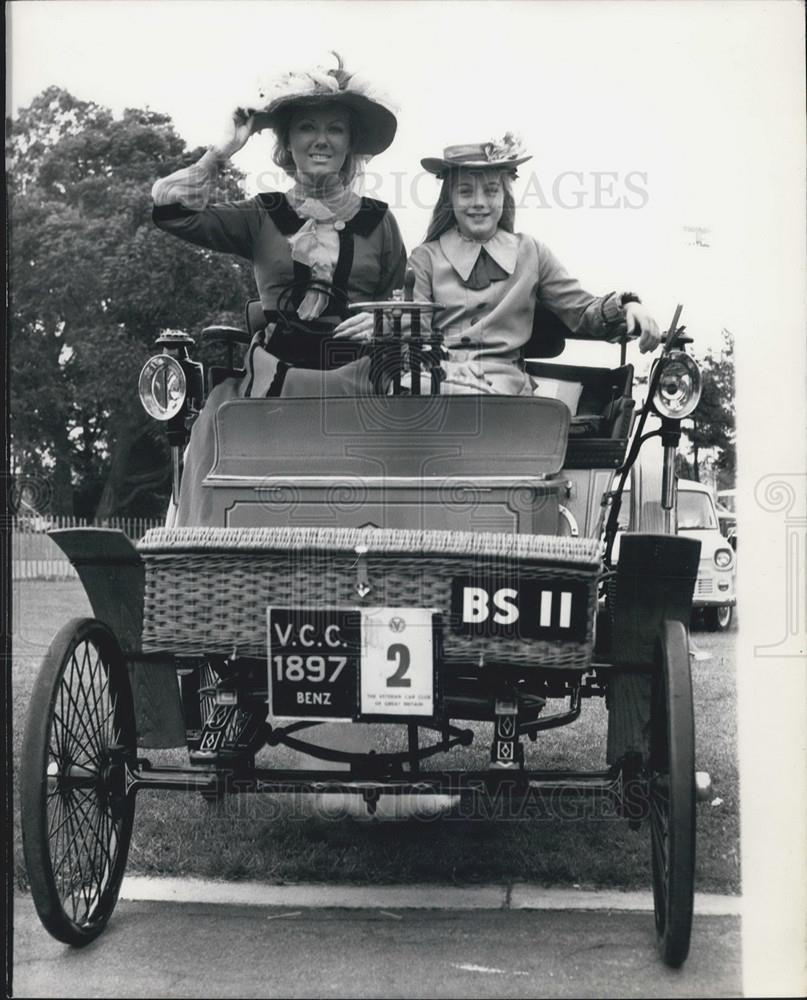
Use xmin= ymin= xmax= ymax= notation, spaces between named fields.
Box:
xmin=20 ymin=618 xmax=137 ymax=945
xmin=648 ymin=619 xmax=696 ymax=967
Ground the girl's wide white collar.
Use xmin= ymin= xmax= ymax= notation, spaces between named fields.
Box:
xmin=438 ymin=228 xmax=519 ymax=282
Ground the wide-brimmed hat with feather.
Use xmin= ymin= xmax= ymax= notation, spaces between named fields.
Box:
xmin=250 ymin=52 xmax=397 ymax=156
xmin=422 ymin=133 xmax=531 ymax=177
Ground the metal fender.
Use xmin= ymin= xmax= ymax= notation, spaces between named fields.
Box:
xmin=48 ymin=529 xmax=185 ymax=748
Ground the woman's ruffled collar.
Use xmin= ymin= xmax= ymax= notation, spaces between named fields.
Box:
xmin=286 ymin=175 xmax=362 ymax=222
xmin=284 ymin=178 xmax=362 ymax=319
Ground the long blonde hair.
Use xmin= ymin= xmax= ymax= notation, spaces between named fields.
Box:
xmin=423 ymin=169 xmax=517 ymax=243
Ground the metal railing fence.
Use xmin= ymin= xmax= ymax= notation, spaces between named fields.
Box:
xmin=11 ymin=515 xmax=163 ymax=580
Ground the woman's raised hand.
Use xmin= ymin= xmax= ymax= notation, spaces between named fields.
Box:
xmin=212 ymin=108 xmax=259 ymax=159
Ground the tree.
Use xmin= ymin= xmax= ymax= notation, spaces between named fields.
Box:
xmin=8 ymin=88 xmax=255 ymax=517
xmin=683 ymin=330 xmax=735 ymax=489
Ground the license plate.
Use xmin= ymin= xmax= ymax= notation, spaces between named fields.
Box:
xmin=451 ymin=577 xmax=589 ymax=640
xmin=268 ymin=607 xmax=435 ymax=721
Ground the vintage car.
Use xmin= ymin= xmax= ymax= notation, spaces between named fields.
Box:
xmin=716 ymin=488 xmax=737 ymax=551
xmin=677 ymin=479 xmax=736 ymax=631
xmin=20 ymin=288 xmax=712 ymax=967
xmin=614 ymin=479 xmax=736 ymax=632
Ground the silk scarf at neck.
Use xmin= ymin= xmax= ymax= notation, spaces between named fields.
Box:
xmin=284 ymin=176 xmax=363 ymax=319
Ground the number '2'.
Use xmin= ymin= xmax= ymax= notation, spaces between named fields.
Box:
xmin=386 ymin=644 xmax=411 ymax=687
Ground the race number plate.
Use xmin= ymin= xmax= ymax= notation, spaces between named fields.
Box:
xmin=268 ymin=607 xmax=435 ymax=721
xmin=359 ymin=607 xmax=434 ymax=718
xmin=451 ymin=578 xmax=589 ymax=640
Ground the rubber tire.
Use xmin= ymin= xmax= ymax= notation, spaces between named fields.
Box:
xmin=703 ymin=605 xmax=732 ymax=632
xmin=649 ymin=619 xmax=696 ymax=968
xmin=20 ymin=618 xmax=136 ymax=945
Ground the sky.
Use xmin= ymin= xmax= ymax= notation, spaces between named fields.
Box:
xmin=6 ymin=2 xmax=807 ymax=992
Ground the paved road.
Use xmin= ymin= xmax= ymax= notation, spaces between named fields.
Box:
xmin=12 ymin=896 xmax=741 ymax=998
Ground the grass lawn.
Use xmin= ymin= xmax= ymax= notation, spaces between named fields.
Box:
xmin=11 ymin=580 xmax=740 ymax=894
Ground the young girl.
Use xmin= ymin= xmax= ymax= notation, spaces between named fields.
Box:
xmin=393 ymin=137 xmax=660 ymax=394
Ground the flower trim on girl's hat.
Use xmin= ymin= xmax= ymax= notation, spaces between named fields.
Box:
xmin=421 ymin=132 xmax=531 ymax=177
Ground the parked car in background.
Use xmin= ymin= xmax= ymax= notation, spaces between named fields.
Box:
xmin=716 ymin=488 xmax=736 ymax=513
xmin=678 ymin=480 xmax=736 ymax=630
xmin=616 ymin=479 xmax=736 ymax=631
xmin=716 ymin=488 xmax=737 ymax=550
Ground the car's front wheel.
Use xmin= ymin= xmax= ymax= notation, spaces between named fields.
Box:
xmin=649 ymin=620 xmax=696 ymax=967
xmin=20 ymin=618 xmax=136 ymax=945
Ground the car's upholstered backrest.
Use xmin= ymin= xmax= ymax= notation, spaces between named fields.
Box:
xmin=208 ymin=395 xmax=571 ymax=481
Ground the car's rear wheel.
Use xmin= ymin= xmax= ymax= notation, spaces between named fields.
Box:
xmin=649 ymin=619 xmax=695 ymax=968
xmin=703 ymin=605 xmax=732 ymax=631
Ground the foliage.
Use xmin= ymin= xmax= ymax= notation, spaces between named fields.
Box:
xmin=683 ymin=331 xmax=736 ymax=490
xmin=8 ymin=87 xmax=254 ymax=517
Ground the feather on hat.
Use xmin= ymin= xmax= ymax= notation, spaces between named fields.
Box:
xmin=250 ymin=52 xmax=397 ymax=155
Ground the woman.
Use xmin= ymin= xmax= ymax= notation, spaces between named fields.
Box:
xmin=152 ymin=54 xmax=405 ymax=523
xmin=337 ymin=136 xmax=659 ymax=394
xmin=150 ymin=57 xmax=413 ymax=785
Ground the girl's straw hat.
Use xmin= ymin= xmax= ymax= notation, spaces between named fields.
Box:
xmin=422 ymin=133 xmax=531 ymax=177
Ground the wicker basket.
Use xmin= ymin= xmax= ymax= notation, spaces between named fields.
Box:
xmin=139 ymin=527 xmax=601 ymax=670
